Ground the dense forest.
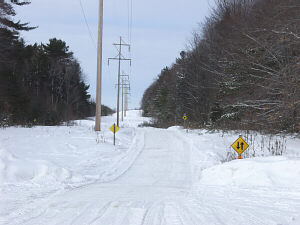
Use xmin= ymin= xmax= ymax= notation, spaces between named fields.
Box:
xmin=0 ymin=0 xmax=112 ymax=126
xmin=142 ymin=0 xmax=300 ymax=133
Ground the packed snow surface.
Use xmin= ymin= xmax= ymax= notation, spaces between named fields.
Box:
xmin=0 ymin=110 xmax=300 ymax=224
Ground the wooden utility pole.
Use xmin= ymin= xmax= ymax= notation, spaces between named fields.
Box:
xmin=124 ymin=89 xmax=127 ymax=117
xmin=95 ymin=0 xmax=103 ymax=131
xmin=108 ymin=37 xmax=131 ymax=126
xmin=124 ymin=85 xmax=131 ymax=117
xmin=121 ymin=82 xmax=130 ymax=121
xmin=120 ymin=74 xmax=130 ymax=121
xmin=122 ymin=77 xmax=124 ymax=121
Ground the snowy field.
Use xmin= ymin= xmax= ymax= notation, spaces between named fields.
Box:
xmin=0 ymin=110 xmax=300 ymax=225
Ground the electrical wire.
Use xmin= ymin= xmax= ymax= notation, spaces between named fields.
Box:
xmin=127 ymin=0 xmax=130 ymax=44
xmin=128 ymin=0 xmax=133 ymax=109
xmin=130 ymin=0 xmax=133 ymax=45
xmin=78 ymin=0 xmax=96 ymax=48
xmin=127 ymin=0 xmax=133 ymax=46
xmin=127 ymin=0 xmax=133 ymax=71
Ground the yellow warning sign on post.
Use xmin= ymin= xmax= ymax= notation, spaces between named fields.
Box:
xmin=231 ymin=136 xmax=249 ymax=155
xmin=110 ymin=124 xmax=119 ymax=134
xmin=183 ymin=115 xmax=188 ymax=120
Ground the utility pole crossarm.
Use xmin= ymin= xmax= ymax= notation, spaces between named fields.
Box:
xmin=120 ymin=83 xmax=131 ymax=87
xmin=115 ymin=84 xmax=130 ymax=88
xmin=113 ymin=43 xmax=130 ymax=47
xmin=108 ymin=58 xmax=131 ymax=66
xmin=108 ymin=58 xmax=131 ymax=61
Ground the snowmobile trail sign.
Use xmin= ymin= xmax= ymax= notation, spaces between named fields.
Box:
xmin=231 ymin=136 xmax=249 ymax=156
xmin=110 ymin=124 xmax=119 ymax=134
xmin=110 ymin=124 xmax=119 ymax=146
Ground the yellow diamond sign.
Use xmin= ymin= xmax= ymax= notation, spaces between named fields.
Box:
xmin=110 ymin=124 xmax=119 ymax=134
xmin=231 ymin=136 xmax=249 ymax=155
xmin=183 ymin=115 xmax=188 ymax=120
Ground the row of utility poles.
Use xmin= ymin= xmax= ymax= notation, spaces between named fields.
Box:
xmin=94 ymin=0 xmax=132 ymax=131
xmin=108 ymin=37 xmax=131 ymax=127
xmin=121 ymin=74 xmax=131 ymax=120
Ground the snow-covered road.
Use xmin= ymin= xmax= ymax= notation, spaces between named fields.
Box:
xmin=3 ymin=128 xmax=194 ymax=224
xmin=1 ymin=111 xmax=300 ymax=224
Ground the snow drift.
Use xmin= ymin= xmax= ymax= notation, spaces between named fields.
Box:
xmin=199 ymin=156 xmax=300 ymax=188
xmin=0 ymin=148 xmax=71 ymax=184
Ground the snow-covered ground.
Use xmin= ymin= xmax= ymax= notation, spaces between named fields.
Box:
xmin=0 ymin=110 xmax=299 ymax=224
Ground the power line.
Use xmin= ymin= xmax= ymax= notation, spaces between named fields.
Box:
xmin=130 ymin=0 xmax=133 ymax=45
xmin=127 ymin=0 xmax=133 ymax=45
xmin=127 ymin=0 xmax=130 ymax=44
xmin=78 ymin=0 xmax=96 ymax=48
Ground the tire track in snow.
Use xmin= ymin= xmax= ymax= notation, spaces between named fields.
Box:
xmin=141 ymin=203 xmax=164 ymax=225
xmin=86 ymin=201 xmax=115 ymax=225
xmin=90 ymin=202 xmax=146 ymax=225
xmin=162 ymin=202 xmax=185 ymax=225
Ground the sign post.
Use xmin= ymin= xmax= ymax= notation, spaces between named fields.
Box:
xmin=231 ymin=135 xmax=249 ymax=159
xmin=182 ymin=114 xmax=188 ymax=129
xmin=110 ymin=123 xmax=119 ymax=145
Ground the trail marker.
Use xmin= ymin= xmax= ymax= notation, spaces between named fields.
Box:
xmin=110 ymin=124 xmax=119 ymax=133
xmin=231 ymin=136 xmax=249 ymax=159
xmin=182 ymin=114 xmax=188 ymax=131
xmin=110 ymin=123 xmax=119 ymax=145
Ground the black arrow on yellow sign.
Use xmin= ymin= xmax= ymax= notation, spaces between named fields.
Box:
xmin=236 ymin=142 xmax=245 ymax=150
xmin=231 ymin=136 xmax=249 ymax=157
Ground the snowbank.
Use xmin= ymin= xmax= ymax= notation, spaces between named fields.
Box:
xmin=1 ymin=111 xmax=300 ymax=224
xmin=167 ymin=126 xmax=183 ymax=131
xmin=199 ymin=156 xmax=300 ymax=188
xmin=0 ymin=148 xmax=71 ymax=184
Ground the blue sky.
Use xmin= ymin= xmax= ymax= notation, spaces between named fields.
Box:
xmin=15 ymin=0 xmax=214 ymax=109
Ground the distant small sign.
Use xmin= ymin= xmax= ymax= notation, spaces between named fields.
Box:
xmin=110 ymin=124 xmax=119 ymax=134
xmin=231 ymin=136 xmax=249 ymax=155
xmin=182 ymin=115 xmax=188 ymax=121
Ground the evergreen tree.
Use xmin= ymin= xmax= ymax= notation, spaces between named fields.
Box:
xmin=0 ymin=1 xmax=111 ymax=126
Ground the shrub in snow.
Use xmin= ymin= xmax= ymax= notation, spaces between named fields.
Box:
xmin=0 ymin=114 xmax=11 ymax=128
xmin=224 ymin=131 xmax=288 ymax=162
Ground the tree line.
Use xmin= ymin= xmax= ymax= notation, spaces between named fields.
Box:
xmin=141 ymin=0 xmax=300 ymax=133
xmin=0 ymin=0 xmax=113 ymax=126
